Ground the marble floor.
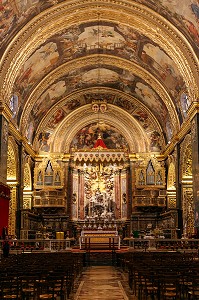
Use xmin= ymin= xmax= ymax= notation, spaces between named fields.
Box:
xmin=73 ymin=266 xmax=137 ymax=300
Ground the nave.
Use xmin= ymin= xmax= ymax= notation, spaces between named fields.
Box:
xmin=73 ymin=266 xmax=135 ymax=300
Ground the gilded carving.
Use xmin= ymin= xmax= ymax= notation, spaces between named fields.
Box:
xmin=182 ymin=188 xmax=194 ymax=237
xmin=135 ymin=155 xmax=166 ymax=187
xmin=24 ymin=163 xmax=31 ymax=190
xmin=8 ymin=186 xmax=17 ymax=236
xmin=7 ymin=138 xmax=18 ymax=180
xmin=167 ymin=162 xmax=176 ymax=189
xmin=191 ymin=118 xmax=197 ymax=144
xmin=23 ymin=163 xmax=32 ymax=210
xmin=34 ymin=156 xmax=64 ymax=189
xmin=7 ymin=138 xmax=18 ymax=235
xmin=180 ymin=134 xmax=192 ymax=180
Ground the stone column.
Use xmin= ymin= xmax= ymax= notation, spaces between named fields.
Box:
xmin=191 ymin=114 xmax=199 ymax=230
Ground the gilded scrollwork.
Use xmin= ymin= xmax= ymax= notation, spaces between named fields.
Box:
xmin=182 ymin=188 xmax=194 ymax=237
xmin=7 ymin=138 xmax=18 ymax=181
xmin=7 ymin=137 xmax=19 ymax=235
xmin=180 ymin=134 xmax=192 ymax=180
xmin=8 ymin=186 xmax=17 ymax=236
xmin=191 ymin=118 xmax=197 ymax=144
xmin=135 ymin=155 xmax=166 ymax=187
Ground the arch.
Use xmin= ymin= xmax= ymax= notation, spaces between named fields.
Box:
xmin=51 ymin=104 xmax=152 ymax=153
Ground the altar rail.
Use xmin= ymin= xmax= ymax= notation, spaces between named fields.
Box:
xmin=128 ymin=238 xmax=199 ymax=251
xmin=0 ymin=239 xmax=72 ymax=253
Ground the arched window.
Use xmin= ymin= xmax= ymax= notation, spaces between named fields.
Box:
xmin=10 ymin=95 xmax=18 ymax=118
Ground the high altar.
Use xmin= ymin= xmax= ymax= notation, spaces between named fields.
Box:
xmin=26 ymin=119 xmax=169 ymax=242
xmin=79 ymin=230 xmax=120 ymax=250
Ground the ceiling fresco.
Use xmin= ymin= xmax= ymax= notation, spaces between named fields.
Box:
xmin=33 ymin=92 xmax=165 ymax=154
xmin=0 ymin=0 xmax=198 ymax=156
xmin=23 ymin=65 xmax=170 ymax=144
xmin=15 ymin=22 xmax=185 ymax=115
xmin=70 ymin=122 xmax=129 ymax=151
xmin=1 ymin=0 xmax=199 ymax=52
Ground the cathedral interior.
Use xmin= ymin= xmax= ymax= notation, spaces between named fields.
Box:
xmin=0 ymin=0 xmax=199 ymax=241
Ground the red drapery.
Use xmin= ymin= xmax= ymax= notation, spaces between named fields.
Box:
xmin=93 ymin=137 xmax=107 ymax=149
xmin=0 ymin=183 xmax=10 ymax=238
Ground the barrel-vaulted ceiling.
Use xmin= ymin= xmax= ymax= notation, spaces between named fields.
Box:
xmin=0 ymin=0 xmax=199 ymax=155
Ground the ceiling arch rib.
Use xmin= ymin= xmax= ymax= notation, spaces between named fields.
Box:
xmin=1 ymin=1 xmax=198 ymax=107
xmin=50 ymin=104 xmax=151 ymax=154
xmin=20 ymin=55 xmax=179 ymax=140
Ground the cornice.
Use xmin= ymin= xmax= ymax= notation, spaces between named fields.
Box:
xmin=8 ymin=122 xmax=36 ymax=158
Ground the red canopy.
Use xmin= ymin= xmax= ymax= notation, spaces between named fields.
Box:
xmin=93 ymin=134 xmax=107 ymax=149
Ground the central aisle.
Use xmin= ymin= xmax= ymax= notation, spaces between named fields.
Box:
xmin=74 ymin=266 xmax=130 ymax=300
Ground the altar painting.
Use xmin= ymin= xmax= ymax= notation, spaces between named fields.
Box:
xmin=70 ymin=122 xmax=129 ymax=151
xmin=84 ymin=164 xmax=116 ymax=221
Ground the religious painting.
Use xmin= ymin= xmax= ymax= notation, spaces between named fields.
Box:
xmin=70 ymin=122 xmax=129 ymax=151
xmin=81 ymin=68 xmax=119 ymax=85
xmin=25 ymin=120 xmax=35 ymax=143
xmin=16 ymin=42 xmax=59 ymax=98
xmin=165 ymin=119 xmax=173 ymax=143
xmin=159 ymin=0 xmax=199 ymax=45
xmin=135 ymin=81 xmax=168 ymax=125
xmin=38 ymin=132 xmax=51 ymax=153
xmin=13 ymin=19 xmax=186 ymax=127
xmin=0 ymin=0 xmax=63 ymax=49
xmin=113 ymin=97 xmax=135 ymax=112
xmin=78 ymin=24 xmax=125 ymax=51
xmin=141 ymin=43 xmax=184 ymax=98
xmin=150 ymin=131 xmax=162 ymax=151
xmin=83 ymin=164 xmax=116 ymax=221
xmin=133 ymin=0 xmax=199 ymax=49
xmin=46 ymin=109 xmax=66 ymax=129
xmin=31 ymin=80 xmax=66 ymax=126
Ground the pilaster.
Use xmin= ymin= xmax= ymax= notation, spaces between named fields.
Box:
xmin=191 ymin=114 xmax=199 ymax=229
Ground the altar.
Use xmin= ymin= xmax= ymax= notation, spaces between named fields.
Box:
xmin=79 ymin=230 xmax=120 ymax=250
